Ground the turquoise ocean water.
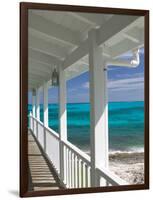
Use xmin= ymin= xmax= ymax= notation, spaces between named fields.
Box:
xmin=28 ymin=101 xmax=144 ymax=153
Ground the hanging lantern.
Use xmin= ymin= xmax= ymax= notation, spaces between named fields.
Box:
xmin=32 ymin=89 xmax=36 ymax=96
xmin=51 ymin=68 xmax=59 ymax=86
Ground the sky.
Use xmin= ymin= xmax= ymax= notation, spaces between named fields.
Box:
xmin=28 ymin=48 xmax=144 ymax=104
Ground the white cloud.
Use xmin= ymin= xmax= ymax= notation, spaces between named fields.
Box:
xmin=67 ymin=88 xmax=77 ymax=93
xmin=82 ymin=82 xmax=89 ymax=89
xmin=108 ymin=76 xmax=144 ymax=92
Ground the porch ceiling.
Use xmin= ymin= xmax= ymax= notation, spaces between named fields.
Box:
xmin=28 ymin=9 xmax=144 ymax=90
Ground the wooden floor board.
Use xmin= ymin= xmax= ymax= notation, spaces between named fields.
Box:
xmin=28 ymin=131 xmax=64 ymax=191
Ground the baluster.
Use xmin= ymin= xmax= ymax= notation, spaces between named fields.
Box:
xmin=34 ymin=119 xmax=35 ymax=133
xmin=71 ymin=152 xmax=74 ymax=188
xmin=74 ymin=154 xmax=77 ymax=188
xmin=63 ymin=145 xmax=66 ymax=184
xmin=66 ymin=147 xmax=69 ymax=187
xmin=88 ymin=166 xmax=91 ymax=187
xmin=44 ymin=128 xmax=46 ymax=152
xmin=78 ymin=159 xmax=81 ymax=188
xmin=36 ymin=121 xmax=38 ymax=139
xmin=85 ymin=164 xmax=88 ymax=187
xmin=69 ymin=150 xmax=72 ymax=188
xmin=70 ymin=151 xmax=72 ymax=188
xmin=32 ymin=117 xmax=34 ymax=132
xmin=81 ymin=160 xmax=84 ymax=188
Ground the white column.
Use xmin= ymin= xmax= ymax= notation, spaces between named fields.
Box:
xmin=32 ymin=91 xmax=36 ymax=118
xmin=59 ymin=66 xmax=67 ymax=183
xmin=59 ymin=68 xmax=67 ymax=141
xmin=88 ymin=29 xmax=109 ymax=187
xmin=43 ymin=82 xmax=48 ymax=153
xmin=36 ymin=88 xmax=40 ymax=120
xmin=43 ymin=82 xmax=48 ymax=127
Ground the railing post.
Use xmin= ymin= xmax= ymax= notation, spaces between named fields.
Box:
xmin=88 ymin=29 xmax=109 ymax=187
xmin=29 ymin=112 xmax=33 ymax=131
xmin=36 ymin=88 xmax=40 ymax=138
xmin=43 ymin=82 xmax=48 ymax=127
xmin=32 ymin=90 xmax=36 ymax=134
xmin=32 ymin=90 xmax=36 ymax=118
xmin=36 ymin=88 xmax=40 ymax=120
xmin=43 ymin=82 xmax=48 ymax=153
xmin=59 ymin=66 xmax=67 ymax=184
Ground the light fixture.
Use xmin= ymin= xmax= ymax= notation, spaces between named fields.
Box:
xmin=51 ymin=68 xmax=59 ymax=86
xmin=32 ymin=89 xmax=36 ymax=96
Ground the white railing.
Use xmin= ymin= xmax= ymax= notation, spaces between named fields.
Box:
xmin=96 ymin=167 xmax=127 ymax=186
xmin=29 ymin=115 xmax=127 ymax=188
xmin=62 ymin=140 xmax=91 ymax=188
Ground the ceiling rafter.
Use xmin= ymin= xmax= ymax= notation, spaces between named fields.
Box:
xmin=123 ymin=27 xmax=144 ymax=44
xmin=28 ymin=71 xmax=50 ymax=81
xmin=29 ymin=69 xmax=50 ymax=78
xmin=63 ymin=15 xmax=140 ymax=69
xmin=29 ymin=13 xmax=82 ymax=46
xmin=29 ymin=48 xmax=62 ymax=66
xmin=110 ymin=39 xmax=143 ymax=58
xmin=69 ymin=12 xmax=109 ymax=27
xmin=29 ymin=59 xmax=51 ymax=70
xmin=29 ymin=35 xmax=69 ymax=59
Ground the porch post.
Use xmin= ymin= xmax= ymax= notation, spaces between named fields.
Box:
xmin=43 ymin=82 xmax=48 ymax=153
xmin=88 ymin=29 xmax=109 ymax=187
xmin=36 ymin=88 xmax=40 ymax=120
xmin=59 ymin=66 xmax=67 ymax=183
xmin=32 ymin=90 xmax=36 ymax=118
xmin=43 ymin=82 xmax=48 ymax=127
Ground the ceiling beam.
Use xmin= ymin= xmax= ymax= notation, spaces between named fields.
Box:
xmin=28 ymin=78 xmax=48 ymax=89
xmin=123 ymin=27 xmax=144 ymax=44
xmin=29 ymin=13 xmax=82 ymax=46
xmin=63 ymin=39 xmax=88 ymax=70
xmin=28 ymin=83 xmax=39 ymax=89
xmin=29 ymin=64 xmax=51 ymax=75
xmin=63 ymin=15 xmax=140 ymax=69
xmin=28 ymin=75 xmax=45 ymax=82
xmin=110 ymin=39 xmax=143 ymax=58
xmin=29 ymin=73 xmax=50 ymax=82
xmin=29 ymin=35 xmax=68 ymax=59
xmin=69 ymin=12 xmax=96 ymax=26
xmin=69 ymin=12 xmax=108 ymax=27
xmin=29 ymin=58 xmax=51 ymax=69
xmin=96 ymin=15 xmax=139 ymax=46
xmin=29 ymin=69 xmax=50 ymax=78
xmin=29 ymin=48 xmax=62 ymax=66
xmin=29 ymin=57 xmax=50 ymax=67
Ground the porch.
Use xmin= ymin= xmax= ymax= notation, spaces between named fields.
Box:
xmin=28 ymin=115 xmax=127 ymax=189
xmin=28 ymin=10 xmax=144 ymax=189
xmin=28 ymin=130 xmax=64 ymax=191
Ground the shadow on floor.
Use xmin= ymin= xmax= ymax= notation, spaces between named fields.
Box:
xmin=28 ymin=131 xmax=64 ymax=191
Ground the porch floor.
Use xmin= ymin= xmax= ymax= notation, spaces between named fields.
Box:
xmin=28 ymin=130 xmax=64 ymax=191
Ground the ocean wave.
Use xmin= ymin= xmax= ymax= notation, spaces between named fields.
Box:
xmin=109 ymin=147 xmax=144 ymax=155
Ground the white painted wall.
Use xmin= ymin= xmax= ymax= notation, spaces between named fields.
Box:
xmin=0 ymin=0 xmax=152 ymax=200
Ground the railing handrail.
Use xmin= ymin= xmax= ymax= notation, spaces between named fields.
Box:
xmin=45 ymin=126 xmax=59 ymax=140
xmin=96 ymin=166 xmax=128 ymax=186
xmin=62 ymin=140 xmax=91 ymax=165
xmin=30 ymin=115 xmax=90 ymax=165
xmin=30 ymin=114 xmax=127 ymax=187
xmin=30 ymin=115 xmax=59 ymax=139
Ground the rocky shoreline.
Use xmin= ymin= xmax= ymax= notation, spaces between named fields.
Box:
xmin=109 ymin=152 xmax=144 ymax=184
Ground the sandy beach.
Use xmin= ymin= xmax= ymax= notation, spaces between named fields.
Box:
xmin=109 ymin=152 xmax=144 ymax=184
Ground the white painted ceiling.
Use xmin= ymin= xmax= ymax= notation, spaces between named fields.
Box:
xmin=28 ymin=9 xmax=144 ymax=90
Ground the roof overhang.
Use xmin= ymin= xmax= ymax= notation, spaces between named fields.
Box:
xmin=28 ymin=10 xmax=144 ymax=90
